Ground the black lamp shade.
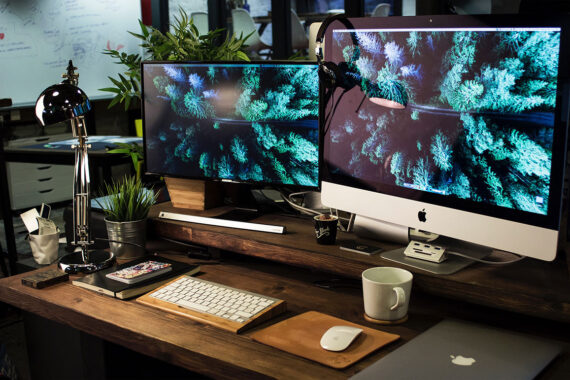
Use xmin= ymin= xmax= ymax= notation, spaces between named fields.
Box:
xmin=35 ymin=82 xmax=91 ymax=126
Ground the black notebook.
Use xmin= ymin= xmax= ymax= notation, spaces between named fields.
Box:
xmin=71 ymin=256 xmax=200 ymax=299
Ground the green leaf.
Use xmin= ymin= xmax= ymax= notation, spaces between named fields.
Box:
xmin=108 ymin=95 xmax=122 ymax=109
xmin=140 ymin=19 xmax=149 ymax=38
xmin=99 ymin=87 xmax=121 ymax=94
xmin=124 ymin=95 xmax=132 ymax=110
xmin=236 ymin=51 xmax=250 ymax=61
xmin=129 ymin=31 xmax=146 ymax=40
xmin=107 ymin=148 xmax=130 ymax=154
xmin=109 ymin=76 xmax=123 ymax=88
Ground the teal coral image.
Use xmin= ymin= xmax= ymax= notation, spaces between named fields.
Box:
xmin=143 ymin=63 xmax=319 ymax=187
xmin=325 ymin=27 xmax=561 ymax=215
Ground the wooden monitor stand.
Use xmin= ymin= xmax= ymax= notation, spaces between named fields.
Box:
xmin=164 ymin=177 xmax=224 ymax=210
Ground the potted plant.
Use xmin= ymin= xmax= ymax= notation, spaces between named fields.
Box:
xmin=96 ymin=175 xmax=159 ymax=259
xmin=100 ymin=8 xmax=251 ymax=110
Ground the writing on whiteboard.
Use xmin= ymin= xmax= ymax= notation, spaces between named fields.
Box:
xmin=0 ymin=0 xmax=141 ymax=107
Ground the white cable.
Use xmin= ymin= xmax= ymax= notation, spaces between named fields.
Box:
xmin=280 ymin=191 xmax=322 ymax=216
xmin=446 ymin=250 xmax=525 ymax=265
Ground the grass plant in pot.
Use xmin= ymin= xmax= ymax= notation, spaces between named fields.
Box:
xmin=97 ymin=176 xmax=159 ymax=260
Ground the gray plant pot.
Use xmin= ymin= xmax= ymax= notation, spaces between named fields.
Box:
xmin=105 ymin=218 xmax=147 ymax=259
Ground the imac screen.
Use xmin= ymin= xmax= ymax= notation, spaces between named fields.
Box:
xmin=322 ymin=16 xmax=567 ymax=229
xmin=142 ymin=61 xmax=319 ymax=189
xmin=321 ymin=15 xmax=570 ymax=260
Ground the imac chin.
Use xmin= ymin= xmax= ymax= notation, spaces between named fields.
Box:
xmin=320 ymin=14 xmax=569 ymax=273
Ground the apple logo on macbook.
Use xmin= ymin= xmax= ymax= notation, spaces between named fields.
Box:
xmin=418 ymin=208 xmax=427 ymax=222
xmin=450 ymin=355 xmax=476 ymax=366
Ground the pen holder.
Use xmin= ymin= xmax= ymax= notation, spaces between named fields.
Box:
xmin=28 ymin=230 xmax=60 ymax=265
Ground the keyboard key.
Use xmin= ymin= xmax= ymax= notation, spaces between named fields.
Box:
xmin=177 ymin=299 xmax=210 ymax=312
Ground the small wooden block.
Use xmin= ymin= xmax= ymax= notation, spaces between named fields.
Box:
xmin=21 ymin=269 xmax=69 ymax=289
xmin=164 ymin=177 xmax=224 ymax=210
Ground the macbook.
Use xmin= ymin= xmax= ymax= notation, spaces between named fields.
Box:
xmin=351 ymin=319 xmax=562 ymax=380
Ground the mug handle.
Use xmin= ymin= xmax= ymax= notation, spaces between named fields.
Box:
xmin=390 ymin=287 xmax=406 ymax=311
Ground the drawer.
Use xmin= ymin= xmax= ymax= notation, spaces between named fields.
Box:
xmin=7 ymin=163 xmax=73 ymax=185
xmin=6 ymin=133 xmax=73 ymax=148
xmin=10 ymin=176 xmax=72 ymax=210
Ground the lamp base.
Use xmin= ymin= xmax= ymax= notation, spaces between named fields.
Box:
xmin=58 ymin=250 xmax=115 ymax=274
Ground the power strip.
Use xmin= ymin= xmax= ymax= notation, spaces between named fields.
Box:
xmin=403 ymin=240 xmax=447 ymax=263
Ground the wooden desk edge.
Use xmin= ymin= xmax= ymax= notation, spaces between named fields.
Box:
xmin=0 ymin=268 xmax=352 ymax=380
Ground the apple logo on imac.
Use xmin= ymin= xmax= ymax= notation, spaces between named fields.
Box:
xmin=418 ymin=209 xmax=427 ymax=222
xmin=450 ymin=355 xmax=476 ymax=366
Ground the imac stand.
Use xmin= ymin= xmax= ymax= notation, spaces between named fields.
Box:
xmin=381 ymin=239 xmax=492 ymax=275
xmin=352 ymin=215 xmax=491 ymax=275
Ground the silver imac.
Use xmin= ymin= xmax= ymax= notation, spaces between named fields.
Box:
xmin=320 ymin=14 xmax=569 ymax=271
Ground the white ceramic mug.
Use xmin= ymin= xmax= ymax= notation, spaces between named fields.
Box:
xmin=362 ymin=267 xmax=413 ymax=321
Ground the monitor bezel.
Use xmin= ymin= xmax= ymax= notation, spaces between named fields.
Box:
xmin=141 ymin=60 xmax=321 ymax=191
xmin=320 ymin=14 xmax=570 ymax=259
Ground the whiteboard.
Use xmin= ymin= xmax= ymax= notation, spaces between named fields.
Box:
xmin=0 ymin=0 xmax=142 ymax=107
xmin=169 ymin=0 xmax=208 ymax=22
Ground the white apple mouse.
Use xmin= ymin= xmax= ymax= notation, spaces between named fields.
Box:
xmin=320 ymin=325 xmax=363 ymax=351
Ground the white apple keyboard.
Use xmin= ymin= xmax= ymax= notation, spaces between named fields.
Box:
xmin=158 ymin=211 xmax=286 ymax=234
xmin=137 ymin=274 xmax=287 ymax=333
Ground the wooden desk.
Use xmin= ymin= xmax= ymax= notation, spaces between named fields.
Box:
xmin=150 ymin=202 xmax=570 ymax=324
xmin=1 ymin=253 xmax=569 ymax=379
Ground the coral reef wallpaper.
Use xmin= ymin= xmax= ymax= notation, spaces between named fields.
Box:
xmin=324 ymin=27 xmax=561 ymax=215
xmin=143 ymin=62 xmax=319 ymax=188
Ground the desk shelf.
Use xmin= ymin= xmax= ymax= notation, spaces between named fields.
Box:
xmin=149 ymin=202 xmax=570 ymax=324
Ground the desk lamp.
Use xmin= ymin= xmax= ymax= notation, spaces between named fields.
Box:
xmin=35 ymin=60 xmax=115 ymax=273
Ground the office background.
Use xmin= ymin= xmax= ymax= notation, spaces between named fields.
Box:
xmin=4 ymin=1 xmax=561 ymax=379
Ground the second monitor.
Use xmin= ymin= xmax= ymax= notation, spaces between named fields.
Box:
xmin=142 ymin=61 xmax=320 ymax=190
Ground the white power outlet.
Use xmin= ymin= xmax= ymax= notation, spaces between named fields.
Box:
xmin=404 ymin=240 xmax=447 ymax=263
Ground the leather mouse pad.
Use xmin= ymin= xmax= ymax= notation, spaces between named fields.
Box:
xmin=250 ymin=311 xmax=399 ymax=369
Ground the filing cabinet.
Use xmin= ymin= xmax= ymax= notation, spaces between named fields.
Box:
xmin=6 ymin=133 xmax=74 ymax=210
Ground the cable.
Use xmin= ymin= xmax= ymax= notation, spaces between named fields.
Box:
xmin=158 ymin=236 xmax=208 ymax=250
xmin=94 ymin=237 xmax=145 ymax=249
xmin=256 ymin=188 xmax=300 ymax=214
xmin=280 ymin=191 xmax=322 ymax=216
xmin=156 ymin=236 xmax=213 ymax=259
xmin=313 ymin=278 xmax=361 ymax=289
xmin=446 ymin=250 xmax=526 ymax=265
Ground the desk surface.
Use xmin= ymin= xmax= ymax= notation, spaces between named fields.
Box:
xmin=1 ymin=253 xmax=569 ymax=379
xmin=150 ymin=203 xmax=570 ymax=324
xmin=4 ymin=135 xmax=140 ymax=164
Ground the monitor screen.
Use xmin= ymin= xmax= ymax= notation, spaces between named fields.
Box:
xmin=142 ymin=61 xmax=320 ymax=189
xmin=321 ymin=15 xmax=569 ymax=260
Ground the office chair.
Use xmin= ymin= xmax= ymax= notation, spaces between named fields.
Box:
xmin=291 ymin=9 xmax=309 ymax=51
xmin=371 ymin=3 xmax=391 ymax=17
xmin=450 ymin=0 xmax=491 ymax=14
xmin=190 ymin=11 xmax=209 ymax=36
xmin=231 ymin=8 xmax=271 ymax=55
xmin=308 ymin=22 xmax=322 ymax=60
